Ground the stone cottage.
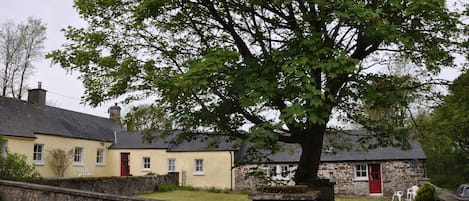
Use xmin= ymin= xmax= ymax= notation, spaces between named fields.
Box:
xmin=235 ymin=132 xmax=427 ymax=197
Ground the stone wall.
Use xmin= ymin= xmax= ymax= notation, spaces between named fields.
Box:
xmin=317 ymin=160 xmax=426 ymax=197
xmin=381 ymin=160 xmax=426 ymax=196
xmin=235 ymin=164 xmax=297 ymax=191
xmin=42 ymin=173 xmax=179 ymax=196
xmin=235 ymin=160 xmax=426 ymax=197
xmin=0 ymin=179 xmax=156 ymax=201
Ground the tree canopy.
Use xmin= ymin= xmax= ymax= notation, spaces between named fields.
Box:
xmin=416 ymin=71 xmax=469 ymax=188
xmin=47 ymin=0 xmax=467 ymax=184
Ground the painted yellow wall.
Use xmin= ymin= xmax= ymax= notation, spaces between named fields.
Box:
xmin=2 ymin=134 xmax=236 ymax=190
xmin=107 ymin=149 xmax=235 ymax=189
xmin=166 ymin=151 xmax=235 ymax=190
xmin=31 ymin=134 xmax=113 ymax=178
xmin=0 ymin=135 xmax=35 ymax=163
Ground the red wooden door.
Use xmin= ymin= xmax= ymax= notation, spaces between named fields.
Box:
xmin=120 ymin=153 xmax=130 ymax=176
xmin=368 ymin=164 xmax=382 ymax=194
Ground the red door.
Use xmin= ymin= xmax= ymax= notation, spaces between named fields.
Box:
xmin=368 ymin=164 xmax=382 ymax=194
xmin=120 ymin=153 xmax=130 ymax=176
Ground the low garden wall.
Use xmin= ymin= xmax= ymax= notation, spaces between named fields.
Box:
xmin=42 ymin=173 xmax=179 ymax=196
xmin=0 ymin=179 xmax=157 ymax=201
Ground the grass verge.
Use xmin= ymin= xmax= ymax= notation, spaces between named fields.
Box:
xmin=137 ymin=190 xmax=250 ymax=201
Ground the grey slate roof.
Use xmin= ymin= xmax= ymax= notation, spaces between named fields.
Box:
xmin=110 ymin=130 xmax=238 ymax=151
xmin=262 ymin=137 xmax=426 ymax=163
xmin=0 ymin=96 xmax=121 ymax=141
xmin=110 ymin=131 xmax=168 ymax=149
xmin=0 ymin=96 xmax=427 ymax=161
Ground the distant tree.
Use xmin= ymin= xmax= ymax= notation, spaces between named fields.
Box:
xmin=47 ymin=148 xmax=73 ymax=177
xmin=48 ymin=0 xmax=467 ymax=185
xmin=416 ymin=71 xmax=469 ymax=188
xmin=0 ymin=17 xmax=46 ymax=99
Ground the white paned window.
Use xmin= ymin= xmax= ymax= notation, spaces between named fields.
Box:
xmin=281 ymin=165 xmax=289 ymax=177
xmin=142 ymin=157 xmax=151 ymax=171
xmin=1 ymin=140 xmax=7 ymax=158
xmin=272 ymin=165 xmax=289 ymax=178
xmin=194 ymin=159 xmax=204 ymax=175
xmin=354 ymin=164 xmax=368 ymax=180
xmin=33 ymin=144 xmax=44 ymax=164
xmin=96 ymin=149 xmax=105 ymax=165
xmin=168 ymin=159 xmax=176 ymax=172
xmin=74 ymin=147 xmax=84 ymax=165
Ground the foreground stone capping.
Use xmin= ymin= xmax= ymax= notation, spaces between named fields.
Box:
xmin=0 ymin=179 xmax=158 ymax=201
xmin=249 ymin=185 xmax=319 ymax=201
xmin=40 ymin=174 xmax=178 ymax=196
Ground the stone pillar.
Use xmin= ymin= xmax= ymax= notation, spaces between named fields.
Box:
xmin=307 ymin=179 xmax=335 ymax=201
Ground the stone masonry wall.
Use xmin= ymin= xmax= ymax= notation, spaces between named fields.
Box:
xmin=0 ymin=179 xmax=156 ymax=201
xmin=317 ymin=160 xmax=426 ymax=197
xmin=381 ymin=160 xmax=426 ymax=196
xmin=42 ymin=173 xmax=179 ymax=196
xmin=235 ymin=160 xmax=426 ymax=197
xmin=235 ymin=164 xmax=297 ymax=191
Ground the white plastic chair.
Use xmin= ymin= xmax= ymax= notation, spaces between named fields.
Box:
xmin=406 ymin=186 xmax=419 ymax=201
xmin=392 ymin=191 xmax=404 ymax=201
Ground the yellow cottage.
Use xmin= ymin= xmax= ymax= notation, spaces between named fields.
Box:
xmin=0 ymin=84 xmax=235 ymax=190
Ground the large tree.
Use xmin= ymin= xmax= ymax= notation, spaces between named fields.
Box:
xmin=0 ymin=17 xmax=46 ymax=99
xmin=48 ymin=0 xmax=467 ymax=185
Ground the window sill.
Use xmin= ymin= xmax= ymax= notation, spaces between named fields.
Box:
xmin=96 ymin=163 xmax=105 ymax=166
xmin=73 ymin=163 xmax=84 ymax=167
xmin=33 ymin=161 xmax=45 ymax=166
xmin=141 ymin=169 xmax=151 ymax=172
xmin=353 ymin=178 xmax=369 ymax=182
xmin=193 ymin=172 xmax=204 ymax=176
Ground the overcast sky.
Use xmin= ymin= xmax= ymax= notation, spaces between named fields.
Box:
xmin=0 ymin=0 xmax=113 ymax=118
xmin=0 ymin=0 xmax=463 ymax=120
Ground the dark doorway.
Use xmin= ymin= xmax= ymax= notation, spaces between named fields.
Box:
xmin=120 ymin=153 xmax=130 ymax=176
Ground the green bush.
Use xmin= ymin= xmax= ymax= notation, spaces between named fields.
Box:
xmin=415 ymin=183 xmax=436 ymax=201
xmin=156 ymin=183 xmax=176 ymax=192
xmin=0 ymin=150 xmax=39 ymax=182
xmin=207 ymin=187 xmax=222 ymax=193
xmin=431 ymin=174 xmax=464 ymax=190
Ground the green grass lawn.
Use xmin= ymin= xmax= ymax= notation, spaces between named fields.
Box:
xmin=137 ymin=190 xmax=250 ymax=201
xmin=137 ymin=190 xmax=392 ymax=201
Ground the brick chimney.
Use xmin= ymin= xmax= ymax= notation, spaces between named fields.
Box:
xmin=108 ymin=103 xmax=121 ymax=121
xmin=28 ymin=82 xmax=47 ymax=107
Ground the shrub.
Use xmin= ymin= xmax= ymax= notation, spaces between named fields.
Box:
xmin=156 ymin=183 xmax=176 ymax=192
xmin=207 ymin=187 xmax=222 ymax=193
xmin=47 ymin=148 xmax=73 ymax=177
xmin=415 ymin=183 xmax=436 ymax=201
xmin=0 ymin=151 xmax=39 ymax=182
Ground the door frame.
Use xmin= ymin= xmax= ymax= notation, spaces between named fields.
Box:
xmin=120 ymin=152 xmax=130 ymax=176
xmin=367 ymin=163 xmax=383 ymax=195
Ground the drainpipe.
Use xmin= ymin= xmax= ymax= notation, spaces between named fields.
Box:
xmin=229 ymin=151 xmax=234 ymax=191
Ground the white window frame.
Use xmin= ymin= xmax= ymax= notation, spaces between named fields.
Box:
xmin=96 ymin=148 xmax=105 ymax=165
xmin=1 ymin=139 xmax=7 ymax=158
xmin=354 ymin=163 xmax=368 ymax=181
xmin=194 ymin=159 xmax=204 ymax=175
xmin=73 ymin=147 xmax=84 ymax=166
xmin=272 ymin=165 xmax=289 ymax=179
xmin=142 ymin=157 xmax=151 ymax=171
xmin=280 ymin=165 xmax=289 ymax=177
xmin=168 ymin=158 xmax=176 ymax=172
xmin=33 ymin=144 xmax=44 ymax=165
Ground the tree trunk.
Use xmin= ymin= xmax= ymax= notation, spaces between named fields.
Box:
xmin=294 ymin=125 xmax=326 ymax=185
